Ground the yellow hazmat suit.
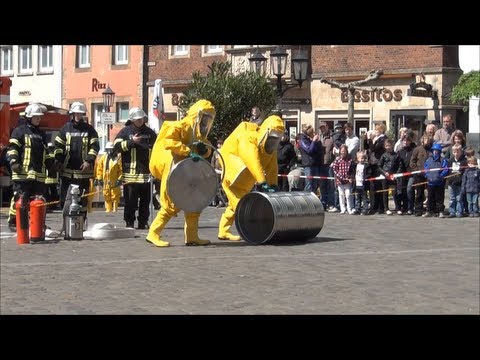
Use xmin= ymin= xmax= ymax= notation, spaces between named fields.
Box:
xmin=218 ymin=115 xmax=285 ymax=241
xmin=146 ymin=99 xmax=215 ymax=247
xmin=95 ymin=152 xmax=123 ymax=212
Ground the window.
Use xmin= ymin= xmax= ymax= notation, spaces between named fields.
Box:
xmin=204 ymin=45 xmax=223 ymax=54
xmin=19 ymin=45 xmax=33 ymax=74
xmin=117 ymin=102 xmax=129 ymax=122
xmin=114 ymin=45 xmax=128 ymax=65
xmin=38 ymin=45 xmax=53 ymax=73
xmin=1 ymin=46 xmax=13 ymax=75
xmin=171 ymin=45 xmax=189 ymax=56
xmin=77 ymin=45 xmax=90 ymax=68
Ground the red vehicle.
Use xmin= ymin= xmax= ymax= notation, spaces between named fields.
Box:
xmin=0 ymin=77 xmax=70 ymax=205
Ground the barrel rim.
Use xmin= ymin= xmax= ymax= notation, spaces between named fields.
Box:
xmin=235 ymin=191 xmax=276 ymax=245
xmin=166 ymin=157 xmax=218 ymax=212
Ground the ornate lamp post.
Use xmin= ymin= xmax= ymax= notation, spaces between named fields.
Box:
xmin=102 ymin=85 xmax=115 ymax=112
xmin=101 ymin=85 xmax=115 ymax=150
xmin=249 ymin=45 xmax=309 ymax=108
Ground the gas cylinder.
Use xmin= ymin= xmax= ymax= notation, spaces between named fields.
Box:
xmin=15 ymin=193 xmax=30 ymax=244
xmin=64 ymin=185 xmax=84 ymax=240
xmin=29 ymin=196 xmax=46 ymax=242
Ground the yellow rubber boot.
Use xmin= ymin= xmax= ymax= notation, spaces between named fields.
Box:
xmin=112 ymin=202 xmax=118 ymax=212
xmin=218 ymin=207 xmax=241 ymax=241
xmin=146 ymin=209 xmax=171 ymax=247
xmin=105 ymin=201 xmax=112 ymax=213
xmin=184 ymin=212 xmax=210 ymax=246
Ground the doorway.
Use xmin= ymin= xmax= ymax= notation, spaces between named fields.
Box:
xmin=391 ymin=110 xmax=427 ymax=143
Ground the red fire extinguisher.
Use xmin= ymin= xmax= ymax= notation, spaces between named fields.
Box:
xmin=15 ymin=193 xmax=30 ymax=245
xmin=30 ymin=196 xmax=46 ymax=242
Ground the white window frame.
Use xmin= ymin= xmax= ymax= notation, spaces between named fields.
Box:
xmin=171 ymin=45 xmax=189 ymax=57
xmin=204 ymin=45 xmax=223 ymax=55
xmin=114 ymin=45 xmax=128 ymax=65
xmin=117 ymin=102 xmax=130 ymax=122
xmin=1 ymin=46 xmax=13 ymax=75
xmin=19 ymin=45 xmax=33 ymax=74
xmin=38 ymin=45 xmax=53 ymax=73
xmin=77 ymin=45 xmax=90 ymax=68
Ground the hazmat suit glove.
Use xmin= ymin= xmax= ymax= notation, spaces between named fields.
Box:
xmin=259 ymin=182 xmax=277 ymax=193
xmin=10 ymin=163 xmax=21 ymax=173
xmin=115 ymin=180 xmax=122 ymax=187
xmin=189 ymin=152 xmax=203 ymax=162
xmin=193 ymin=141 xmax=208 ymax=156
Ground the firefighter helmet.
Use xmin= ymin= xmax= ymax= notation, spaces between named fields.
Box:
xmin=25 ymin=103 xmax=47 ymax=118
xmin=128 ymin=107 xmax=147 ymax=120
xmin=69 ymin=102 xmax=87 ymax=114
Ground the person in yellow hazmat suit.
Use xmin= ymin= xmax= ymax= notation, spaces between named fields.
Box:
xmin=218 ymin=115 xmax=285 ymax=241
xmin=94 ymin=142 xmax=123 ymax=212
xmin=146 ymin=99 xmax=215 ymax=247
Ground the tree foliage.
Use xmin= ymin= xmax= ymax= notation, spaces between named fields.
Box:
xmin=178 ymin=61 xmax=277 ymax=144
xmin=450 ymin=70 xmax=480 ymax=110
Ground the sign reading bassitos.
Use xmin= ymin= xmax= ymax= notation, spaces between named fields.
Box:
xmin=341 ymin=89 xmax=403 ymax=103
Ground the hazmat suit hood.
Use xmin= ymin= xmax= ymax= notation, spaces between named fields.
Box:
xmin=184 ymin=99 xmax=216 ymax=140
xmin=258 ymin=115 xmax=285 ymax=154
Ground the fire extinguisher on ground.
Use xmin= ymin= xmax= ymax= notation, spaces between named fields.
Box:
xmin=15 ymin=194 xmax=47 ymax=244
xmin=30 ymin=195 xmax=47 ymax=242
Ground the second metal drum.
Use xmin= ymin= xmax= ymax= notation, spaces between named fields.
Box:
xmin=167 ymin=157 xmax=218 ymax=212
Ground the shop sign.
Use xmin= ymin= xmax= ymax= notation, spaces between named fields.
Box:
xmin=341 ymin=89 xmax=403 ymax=103
xmin=408 ymin=81 xmax=438 ymax=99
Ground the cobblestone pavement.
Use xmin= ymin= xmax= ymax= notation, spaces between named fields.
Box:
xmin=1 ymin=206 xmax=479 ymax=314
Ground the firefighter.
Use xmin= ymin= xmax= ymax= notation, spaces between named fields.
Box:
xmin=94 ymin=141 xmax=122 ymax=212
xmin=45 ymin=142 xmax=60 ymax=212
xmin=6 ymin=103 xmax=53 ymax=231
xmin=217 ymin=115 xmax=285 ymax=241
xmin=54 ymin=102 xmax=99 ymax=220
xmin=113 ymin=107 xmax=156 ymax=229
xmin=146 ymin=99 xmax=215 ymax=247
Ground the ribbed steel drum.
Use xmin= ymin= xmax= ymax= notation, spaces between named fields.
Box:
xmin=235 ymin=191 xmax=324 ymax=245
xmin=167 ymin=157 xmax=218 ymax=212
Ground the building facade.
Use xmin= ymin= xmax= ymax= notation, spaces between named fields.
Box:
xmin=0 ymin=45 xmax=63 ymax=107
xmin=62 ymin=45 xmax=145 ymax=151
xmin=146 ymin=45 xmax=227 ymax=121
xmin=148 ymin=45 xmax=463 ymax=144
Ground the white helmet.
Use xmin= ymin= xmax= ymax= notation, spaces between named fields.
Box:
xmin=25 ymin=103 xmax=47 ymax=118
xmin=128 ymin=107 xmax=147 ymax=120
xmin=69 ymin=102 xmax=87 ymax=114
xmin=105 ymin=141 xmax=114 ymax=150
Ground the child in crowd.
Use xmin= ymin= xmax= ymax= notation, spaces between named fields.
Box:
xmin=352 ymin=150 xmax=372 ymax=215
xmin=447 ymin=144 xmax=467 ymax=218
xmin=391 ymin=133 xmax=416 ymax=215
xmin=423 ymin=143 xmax=448 ymax=217
xmin=461 ymin=157 xmax=480 ymax=217
xmin=332 ymin=144 xmax=354 ymax=214
xmin=410 ymin=134 xmax=433 ymax=216
xmin=378 ymin=138 xmax=397 ymax=215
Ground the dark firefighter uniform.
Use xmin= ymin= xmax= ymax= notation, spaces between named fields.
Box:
xmin=54 ymin=120 xmax=99 ymax=212
xmin=6 ymin=114 xmax=53 ymax=229
xmin=114 ymin=109 xmax=157 ymax=229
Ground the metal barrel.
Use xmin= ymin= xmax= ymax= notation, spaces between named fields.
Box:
xmin=235 ymin=191 xmax=325 ymax=245
xmin=167 ymin=157 xmax=218 ymax=213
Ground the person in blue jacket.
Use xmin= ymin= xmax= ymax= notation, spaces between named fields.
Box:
xmin=423 ymin=142 xmax=448 ymax=217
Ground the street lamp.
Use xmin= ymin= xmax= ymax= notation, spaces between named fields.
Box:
xmin=101 ymin=85 xmax=115 ymax=151
xmin=249 ymin=45 xmax=309 ymax=104
xmin=102 ymin=85 xmax=115 ymax=112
